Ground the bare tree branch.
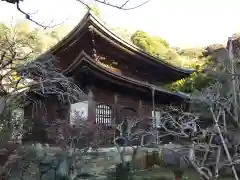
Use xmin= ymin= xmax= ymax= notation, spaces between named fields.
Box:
xmin=93 ymin=0 xmax=151 ymax=10
xmin=1 ymin=0 xmax=151 ymax=28
xmin=16 ymin=2 xmax=64 ymax=29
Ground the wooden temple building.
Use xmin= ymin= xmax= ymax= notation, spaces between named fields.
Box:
xmin=24 ymin=11 xmax=194 ymax=143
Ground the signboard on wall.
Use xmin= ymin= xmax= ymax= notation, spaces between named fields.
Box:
xmin=70 ymin=101 xmax=88 ymax=125
xmin=152 ymin=110 xmax=161 ymax=128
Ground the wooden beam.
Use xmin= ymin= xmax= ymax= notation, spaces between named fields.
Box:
xmin=113 ymin=93 xmax=118 ymax=125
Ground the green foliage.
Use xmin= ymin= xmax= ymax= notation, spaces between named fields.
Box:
xmin=131 ymin=30 xmax=168 ymax=54
xmin=0 ymin=21 xmax=44 ymax=59
xmin=0 ymin=21 xmax=44 ymax=95
xmin=152 ymin=35 xmax=170 ymax=48
xmin=169 ymin=56 xmax=212 ymax=93
xmin=170 ymin=44 xmax=230 ymax=94
xmin=0 ymin=20 xmax=71 ymax=62
xmin=131 ymin=30 xmax=184 ymax=67
xmin=170 ymin=70 xmax=210 ymax=93
xmin=178 ymin=48 xmax=205 ymax=58
xmin=130 ymin=30 xmax=214 ymax=93
xmin=0 ymin=24 xmax=10 ymax=37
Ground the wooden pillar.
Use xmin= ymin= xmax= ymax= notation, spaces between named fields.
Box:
xmin=138 ymin=100 xmax=142 ymax=119
xmin=146 ymin=104 xmax=151 ymax=117
xmin=113 ymin=93 xmax=118 ymax=125
xmin=57 ymin=101 xmax=70 ymax=121
xmin=113 ymin=94 xmax=119 ymax=141
xmin=88 ymin=90 xmax=96 ymax=122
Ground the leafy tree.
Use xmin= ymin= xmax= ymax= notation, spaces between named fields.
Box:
xmin=131 ymin=30 xmax=170 ymax=51
xmin=178 ymin=48 xmax=205 ymax=59
xmin=131 ymin=30 xmax=185 ymax=67
xmin=0 ymin=24 xmax=10 ymax=37
xmin=169 ymin=62 xmax=211 ymax=93
xmin=152 ymin=35 xmax=170 ymax=48
xmin=169 ymin=44 xmax=230 ymax=93
xmin=169 ymin=48 xmax=213 ymax=93
xmin=131 ymin=30 xmax=165 ymax=53
xmin=165 ymin=50 xmax=178 ymax=60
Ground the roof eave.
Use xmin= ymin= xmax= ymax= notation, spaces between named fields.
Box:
xmin=44 ymin=11 xmax=194 ymax=77
xmin=64 ymin=51 xmax=190 ymax=101
xmin=87 ymin=11 xmax=194 ymax=75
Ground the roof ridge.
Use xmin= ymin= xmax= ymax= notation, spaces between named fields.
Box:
xmin=87 ymin=11 xmax=194 ymax=74
xmin=43 ymin=11 xmax=194 ymax=77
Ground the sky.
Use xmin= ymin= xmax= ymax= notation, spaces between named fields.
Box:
xmin=0 ymin=0 xmax=240 ymax=48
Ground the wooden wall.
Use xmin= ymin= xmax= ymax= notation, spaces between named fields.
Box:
xmin=90 ymin=86 xmax=164 ymax=126
xmin=23 ymin=85 xmax=180 ymax=145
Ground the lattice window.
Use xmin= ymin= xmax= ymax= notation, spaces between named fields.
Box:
xmin=96 ymin=103 xmax=112 ymax=126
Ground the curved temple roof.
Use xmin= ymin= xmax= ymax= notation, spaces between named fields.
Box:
xmin=64 ymin=51 xmax=190 ymax=101
xmin=48 ymin=11 xmax=194 ymax=79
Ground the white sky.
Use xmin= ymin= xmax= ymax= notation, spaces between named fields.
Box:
xmin=0 ymin=0 xmax=239 ymax=48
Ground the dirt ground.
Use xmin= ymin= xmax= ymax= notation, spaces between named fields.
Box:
xmin=133 ymin=166 xmax=235 ymax=180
